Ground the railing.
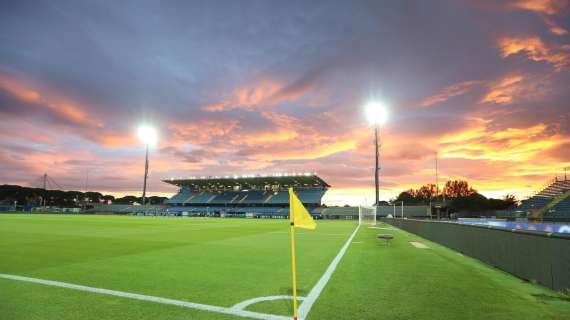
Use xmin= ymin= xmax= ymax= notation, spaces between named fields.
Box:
xmin=525 ymin=174 xmax=570 ymax=201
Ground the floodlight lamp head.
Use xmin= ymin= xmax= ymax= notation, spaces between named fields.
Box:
xmin=365 ymin=101 xmax=388 ymax=126
xmin=137 ymin=125 xmax=157 ymax=146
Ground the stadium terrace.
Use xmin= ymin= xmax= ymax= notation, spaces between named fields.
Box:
xmin=164 ymin=172 xmax=328 ymax=188
xmin=161 ymin=173 xmax=330 ymax=218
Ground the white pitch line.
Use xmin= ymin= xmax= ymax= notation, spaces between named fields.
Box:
xmin=232 ymin=295 xmax=305 ymax=311
xmin=368 ymin=226 xmax=397 ymax=230
xmin=270 ymin=232 xmax=347 ymax=236
xmin=1 ymin=225 xmax=360 ymax=320
xmin=409 ymin=241 xmax=429 ymax=249
xmin=298 ymin=225 xmax=360 ymax=320
xmin=0 ymin=273 xmax=289 ymax=320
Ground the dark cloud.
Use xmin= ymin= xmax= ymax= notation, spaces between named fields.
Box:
xmin=0 ymin=0 xmax=569 ymax=202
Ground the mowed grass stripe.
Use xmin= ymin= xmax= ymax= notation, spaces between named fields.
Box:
xmin=0 ymin=215 xmax=357 ymax=317
xmin=0 ymin=215 xmax=278 ymax=241
xmin=307 ymin=222 xmax=570 ymax=320
xmin=0 ymin=216 xmax=287 ymax=274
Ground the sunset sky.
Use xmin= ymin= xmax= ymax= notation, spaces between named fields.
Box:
xmin=0 ymin=0 xmax=569 ymax=206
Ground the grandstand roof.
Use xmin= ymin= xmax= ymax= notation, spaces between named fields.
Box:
xmin=162 ymin=173 xmax=330 ymax=189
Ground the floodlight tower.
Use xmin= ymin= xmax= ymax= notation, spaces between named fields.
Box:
xmin=137 ymin=125 xmax=157 ymax=206
xmin=365 ymin=101 xmax=388 ymax=206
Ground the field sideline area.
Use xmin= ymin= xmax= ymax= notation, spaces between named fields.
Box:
xmin=1 ymin=214 xmax=569 ymax=319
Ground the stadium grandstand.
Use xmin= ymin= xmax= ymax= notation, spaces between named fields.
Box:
xmin=514 ymin=177 xmax=570 ymax=221
xmin=162 ymin=173 xmax=329 ymax=218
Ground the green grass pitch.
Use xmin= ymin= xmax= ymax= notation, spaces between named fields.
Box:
xmin=0 ymin=214 xmax=569 ymax=319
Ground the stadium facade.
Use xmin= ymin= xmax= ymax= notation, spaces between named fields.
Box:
xmin=162 ymin=173 xmax=330 ymax=218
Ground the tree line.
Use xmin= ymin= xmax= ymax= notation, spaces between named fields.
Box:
xmin=393 ymin=180 xmax=517 ymax=212
xmin=0 ymin=185 xmax=168 ymax=207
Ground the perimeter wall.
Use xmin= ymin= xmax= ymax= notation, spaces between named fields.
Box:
xmin=384 ymin=219 xmax=570 ymax=292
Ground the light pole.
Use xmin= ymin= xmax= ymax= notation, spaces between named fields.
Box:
xmin=137 ymin=125 xmax=157 ymax=206
xmin=365 ymin=101 xmax=388 ymax=206
xmin=374 ymin=125 xmax=380 ymax=206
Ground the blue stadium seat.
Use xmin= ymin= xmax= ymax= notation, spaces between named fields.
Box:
xmin=267 ymin=192 xmax=288 ymax=204
xmin=166 ymin=188 xmax=192 ymax=204
xmin=210 ymin=192 xmax=240 ymax=204
xmin=516 ymin=196 xmax=552 ymax=212
xmin=232 ymin=193 xmax=248 ymax=203
xmin=544 ymin=197 xmax=570 ymax=219
xmin=241 ymin=191 xmax=270 ymax=204
xmin=187 ymin=192 xmax=215 ymax=204
xmin=297 ymin=189 xmax=326 ymax=204
xmin=267 ymin=189 xmax=325 ymax=204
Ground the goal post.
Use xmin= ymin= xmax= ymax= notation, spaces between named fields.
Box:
xmin=358 ymin=206 xmax=377 ymax=225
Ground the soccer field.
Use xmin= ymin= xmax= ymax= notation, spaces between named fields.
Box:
xmin=1 ymin=214 xmax=569 ymax=320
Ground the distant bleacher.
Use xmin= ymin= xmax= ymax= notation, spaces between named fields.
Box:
xmin=515 ymin=179 xmax=570 ymax=221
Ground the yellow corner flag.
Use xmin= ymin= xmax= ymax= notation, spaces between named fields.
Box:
xmin=288 ymin=187 xmax=316 ymax=320
xmin=289 ymin=187 xmax=316 ymax=230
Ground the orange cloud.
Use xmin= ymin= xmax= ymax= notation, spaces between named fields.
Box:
xmin=0 ymin=74 xmax=93 ymax=125
xmin=208 ymin=111 xmax=365 ymax=161
xmin=91 ymin=133 xmax=139 ymax=148
xmin=542 ymin=142 xmax=570 ymax=161
xmin=480 ymin=73 xmax=551 ymax=105
xmin=419 ymin=80 xmax=481 ymax=107
xmin=439 ymin=121 xmax=563 ymax=162
xmin=0 ymin=75 xmax=142 ymax=150
xmin=260 ymin=111 xmax=298 ymax=128
xmin=248 ymin=129 xmax=298 ymax=144
xmin=165 ymin=112 xmax=316 ymax=163
xmin=480 ymin=75 xmax=524 ymax=104
xmin=509 ymin=1 xmax=569 ymax=35
xmin=510 ymin=0 xmax=568 ymax=15
xmin=50 ymin=101 xmax=91 ymax=124
xmin=237 ymin=138 xmax=358 ymax=161
xmin=203 ymin=75 xmax=317 ymax=112
xmin=203 ymin=80 xmax=283 ymax=112
xmin=498 ymin=36 xmax=570 ymax=70
xmin=292 ymin=139 xmax=358 ymax=160
xmin=431 ymin=119 xmax=570 ymax=200
xmin=544 ymin=16 xmax=569 ymax=35
xmin=0 ymin=77 xmax=41 ymax=103
xmin=169 ymin=120 xmax=240 ymax=146
xmin=549 ymin=25 xmax=568 ymax=35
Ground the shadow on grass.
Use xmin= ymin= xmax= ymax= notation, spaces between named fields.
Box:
xmin=532 ymin=293 xmax=570 ymax=302
xmin=279 ymin=286 xmax=308 ymax=296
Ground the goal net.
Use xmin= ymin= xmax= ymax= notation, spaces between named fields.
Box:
xmin=358 ymin=206 xmax=377 ymax=225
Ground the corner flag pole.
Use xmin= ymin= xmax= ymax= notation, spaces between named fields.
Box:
xmin=288 ymin=187 xmax=316 ymax=320
xmin=289 ymin=189 xmax=299 ymax=320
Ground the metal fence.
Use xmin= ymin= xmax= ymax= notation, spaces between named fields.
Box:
xmin=384 ymin=219 xmax=570 ymax=292
xmin=377 ymin=205 xmax=429 ymax=218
